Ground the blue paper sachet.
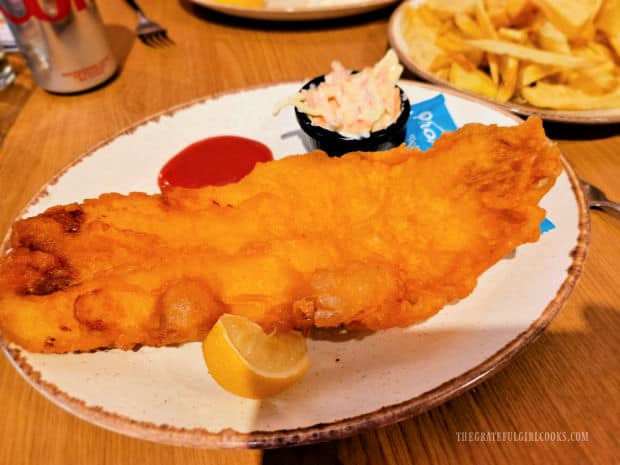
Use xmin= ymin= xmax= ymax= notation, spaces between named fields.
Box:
xmin=405 ymin=94 xmax=457 ymax=151
xmin=539 ymin=218 xmax=555 ymax=234
xmin=405 ymin=93 xmax=554 ymax=234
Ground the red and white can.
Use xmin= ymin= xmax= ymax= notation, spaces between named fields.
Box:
xmin=0 ymin=0 xmax=117 ymax=93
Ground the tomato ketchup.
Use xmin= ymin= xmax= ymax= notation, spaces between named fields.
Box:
xmin=158 ymin=136 xmax=273 ymax=190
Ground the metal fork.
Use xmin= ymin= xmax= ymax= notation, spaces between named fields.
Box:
xmin=124 ymin=0 xmax=173 ymax=47
xmin=580 ymin=179 xmax=620 ymax=213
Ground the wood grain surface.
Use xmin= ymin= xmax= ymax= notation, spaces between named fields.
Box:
xmin=0 ymin=1 xmax=618 ymax=464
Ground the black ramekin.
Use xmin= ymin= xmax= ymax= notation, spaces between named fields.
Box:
xmin=294 ymin=74 xmax=410 ymax=157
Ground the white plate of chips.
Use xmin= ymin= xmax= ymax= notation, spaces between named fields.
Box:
xmin=388 ymin=0 xmax=620 ymax=124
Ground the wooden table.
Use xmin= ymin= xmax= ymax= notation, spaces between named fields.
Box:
xmin=0 ymin=2 xmax=618 ymax=464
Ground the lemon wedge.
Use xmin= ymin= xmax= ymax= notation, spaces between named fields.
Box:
xmin=203 ymin=314 xmax=310 ymax=399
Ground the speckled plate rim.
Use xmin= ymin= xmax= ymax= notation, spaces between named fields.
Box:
xmin=0 ymin=80 xmax=590 ymax=449
xmin=388 ymin=0 xmax=620 ymax=125
xmin=190 ymin=0 xmax=398 ymax=21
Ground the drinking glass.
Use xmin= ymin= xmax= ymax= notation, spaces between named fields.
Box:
xmin=0 ymin=43 xmax=15 ymax=90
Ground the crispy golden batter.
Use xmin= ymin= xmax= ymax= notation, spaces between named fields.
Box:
xmin=0 ymin=117 xmax=562 ymax=353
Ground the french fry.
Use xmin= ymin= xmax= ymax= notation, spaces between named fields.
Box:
xmin=518 ymin=63 xmax=559 ymax=87
xmin=455 ymin=13 xmax=482 ymax=39
xmin=521 ymin=81 xmax=620 ymax=109
xmin=488 ymin=59 xmax=500 ymax=85
xmin=414 ymin=3 xmax=446 ymax=29
xmin=595 ymin=0 xmax=620 ymax=55
xmin=465 ymin=39 xmax=600 ymax=67
xmin=475 ymin=0 xmax=498 ymax=38
xmin=568 ymin=70 xmax=618 ymax=95
xmin=537 ymin=21 xmax=571 ymax=54
xmin=507 ymin=0 xmax=537 ymax=26
xmin=586 ymin=42 xmax=615 ymax=61
xmin=561 ymin=50 xmax=619 ymax=94
xmin=436 ymin=33 xmax=485 ymax=66
xmin=571 ymin=20 xmax=598 ymax=46
xmin=436 ymin=33 xmax=473 ymax=53
xmin=474 ymin=0 xmax=500 ymax=84
xmin=531 ymin=0 xmax=603 ymax=38
xmin=427 ymin=0 xmax=476 ymax=17
xmin=497 ymin=27 xmax=529 ymax=43
xmin=401 ymin=5 xmax=446 ymax=70
xmin=449 ymin=62 xmax=498 ymax=98
xmin=496 ymin=56 xmax=519 ymax=102
xmin=485 ymin=0 xmax=511 ymax=28
xmin=406 ymin=39 xmax=447 ymax=71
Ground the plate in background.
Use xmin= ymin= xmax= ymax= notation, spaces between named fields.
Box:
xmin=388 ymin=0 xmax=620 ymax=125
xmin=191 ymin=0 xmax=398 ymax=21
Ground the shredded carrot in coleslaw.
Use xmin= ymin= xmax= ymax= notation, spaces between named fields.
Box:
xmin=273 ymin=50 xmax=404 ymax=139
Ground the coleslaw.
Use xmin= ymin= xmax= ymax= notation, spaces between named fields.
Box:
xmin=274 ymin=50 xmax=405 ymax=139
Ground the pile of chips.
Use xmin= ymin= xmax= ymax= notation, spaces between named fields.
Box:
xmin=400 ymin=0 xmax=620 ymax=110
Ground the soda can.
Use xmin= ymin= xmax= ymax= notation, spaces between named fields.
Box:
xmin=0 ymin=0 xmax=117 ymax=93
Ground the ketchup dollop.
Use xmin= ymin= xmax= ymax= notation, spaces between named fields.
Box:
xmin=158 ymin=136 xmax=273 ymax=190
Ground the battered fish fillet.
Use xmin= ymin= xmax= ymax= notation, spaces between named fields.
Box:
xmin=0 ymin=117 xmax=561 ymax=353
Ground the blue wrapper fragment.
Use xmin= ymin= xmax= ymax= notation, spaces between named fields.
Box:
xmin=405 ymin=94 xmax=457 ymax=151
xmin=405 ymin=93 xmax=554 ymax=234
xmin=539 ymin=218 xmax=555 ymax=234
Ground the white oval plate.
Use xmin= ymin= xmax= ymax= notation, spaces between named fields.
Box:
xmin=388 ymin=0 xmax=620 ymax=125
xmin=1 ymin=81 xmax=588 ymax=448
xmin=191 ymin=0 xmax=398 ymax=21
